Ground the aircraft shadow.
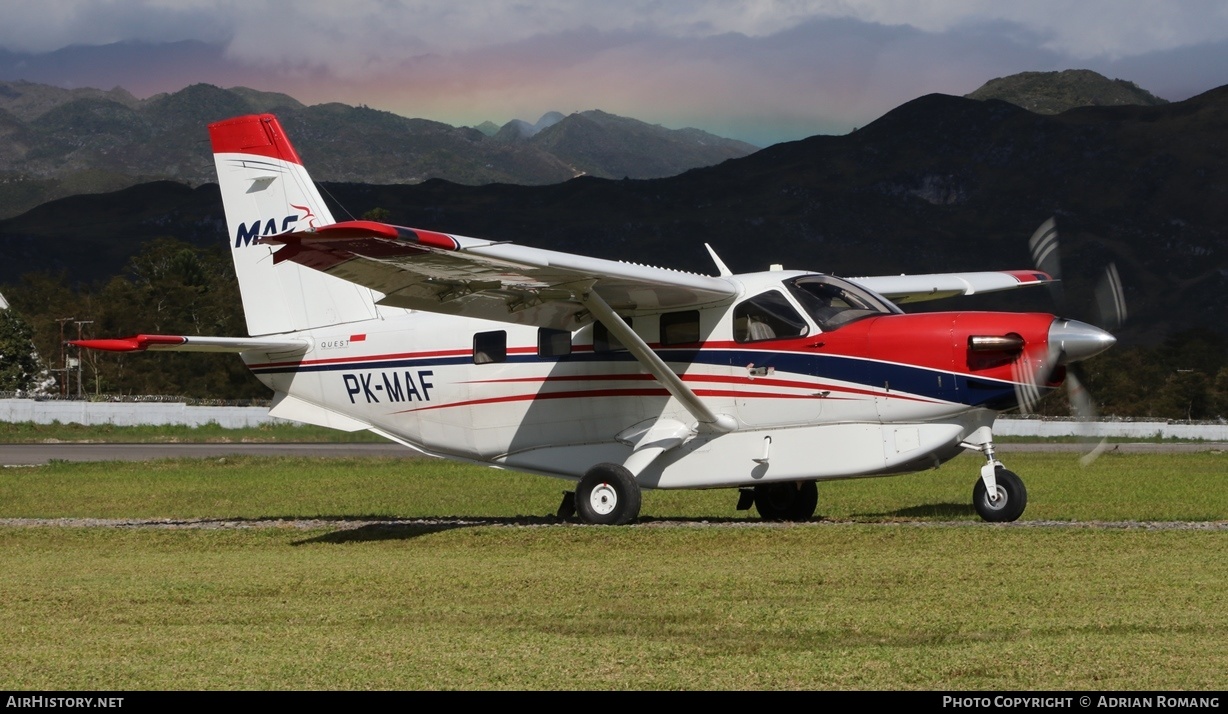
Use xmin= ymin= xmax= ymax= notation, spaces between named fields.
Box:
xmin=852 ymin=502 xmax=976 ymax=519
xmin=289 ymin=515 xmax=564 ymax=544
xmin=289 ymin=513 xmax=803 ymax=544
xmin=276 ymin=503 xmax=981 ymax=544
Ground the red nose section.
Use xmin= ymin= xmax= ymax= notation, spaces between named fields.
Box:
xmin=803 ymin=310 xmax=1061 ymax=397
xmin=842 ymin=312 xmax=1056 ymax=378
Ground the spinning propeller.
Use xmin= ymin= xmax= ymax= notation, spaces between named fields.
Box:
xmin=1018 ymin=218 xmax=1127 ymax=464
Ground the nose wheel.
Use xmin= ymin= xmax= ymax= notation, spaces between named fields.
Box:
xmin=962 ymin=425 xmax=1028 ymax=522
xmin=973 ymin=466 xmax=1027 ymax=522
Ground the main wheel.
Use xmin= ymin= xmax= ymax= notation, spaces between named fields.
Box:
xmin=754 ymin=481 xmax=818 ymax=522
xmin=973 ymin=467 xmax=1027 ymax=522
xmin=575 ymin=463 xmax=642 ymax=525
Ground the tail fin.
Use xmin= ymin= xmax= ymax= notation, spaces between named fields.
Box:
xmin=209 ymin=114 xmax=377 ymax=336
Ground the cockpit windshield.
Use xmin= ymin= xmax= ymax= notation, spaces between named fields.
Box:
xmin=785 ymin=275 xmax=902 ymax=331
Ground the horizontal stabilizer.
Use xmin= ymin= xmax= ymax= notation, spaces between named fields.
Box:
xmin=71 ymin=334 xmax=309 ymax=354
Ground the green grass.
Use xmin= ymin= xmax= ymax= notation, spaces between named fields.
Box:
xmin=0 ymin=420 xmax=390 ymax=443
xmin=0 ymin=526 xmax=1224 ymax=690
xmin=2 ymin=452 xmax=1224 ymax=522
xmin=0 ymin=451 xmax=1224 ymax=690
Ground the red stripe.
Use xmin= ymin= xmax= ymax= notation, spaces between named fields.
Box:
xmin=394 ymin=388 xmax=672 ymax=413
xmin=459 ymin=372 xmax=900 ymax=400
xmin=393 ymin=384 xmax=937 ymax=414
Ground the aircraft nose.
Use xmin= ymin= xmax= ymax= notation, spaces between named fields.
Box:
xmin=1049 ymin=318 xmax=1116 ymax=364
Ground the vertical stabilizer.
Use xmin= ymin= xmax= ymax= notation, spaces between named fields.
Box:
xmin=209 ymin=114 xmax=377 ymax=336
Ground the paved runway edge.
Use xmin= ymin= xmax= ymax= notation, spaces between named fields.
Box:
xmin=3 ymin=441 xmax=1225 ymax=466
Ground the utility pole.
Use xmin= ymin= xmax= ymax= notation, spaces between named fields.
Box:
xmin=56 ymin=317 xmax=74 ymax=398
xmin=73 ymin=320 xmax=93 ymax=399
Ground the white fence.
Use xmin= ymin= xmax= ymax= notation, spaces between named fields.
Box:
xmin=1 ymin=398 xmax=1226 ymax=439
xmin=994 ymin=417 xmax=1228 ymax=440
xmin=0 ymin=399 xmax=288 ymax=429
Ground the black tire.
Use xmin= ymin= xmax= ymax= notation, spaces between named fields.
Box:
xmin=973 ymin=467 xmax=1027 ymax=522
xmin=754 ymin=481 xmax=818 ymax=522
xmin=575 ymin=463 xmax=642 ymax=525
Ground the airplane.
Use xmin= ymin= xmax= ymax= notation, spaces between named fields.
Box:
xmin=72 ymin=113 xmax=1118 ymax=525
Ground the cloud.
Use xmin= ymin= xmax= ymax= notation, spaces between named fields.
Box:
xmin=6 ymin=1 xmax=1228 ymax=61
xmin=329 ymin=18 xmax=1075 ymax=145
xmin=2 ymin=3 xmax=1227 ymax=146
xmin=0 ymin=0 xmax=232 ymax=52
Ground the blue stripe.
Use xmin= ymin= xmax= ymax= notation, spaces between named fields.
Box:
xmin=250 ymin=347 xmax=1038 ymax=408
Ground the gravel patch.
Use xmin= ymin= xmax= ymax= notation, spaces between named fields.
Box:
xmin=0 ymin=517 xmax=1224 ymax=531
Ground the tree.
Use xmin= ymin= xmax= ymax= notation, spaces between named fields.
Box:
xmin=1154 ymin=370 xmax=1211 ymax=420
xmin=2 ymin=237 xmax=267 ymax=400
xmin=0 ymin=308 xmax=47 ymax=394
xmin=1210 ymin=366 xmax=1228 ymax=420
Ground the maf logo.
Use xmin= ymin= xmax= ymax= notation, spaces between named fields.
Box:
xmin=233 ymin=204 xmax=317 ymax=247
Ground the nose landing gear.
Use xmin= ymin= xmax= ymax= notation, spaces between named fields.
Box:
xmin=961 ymin=426 xmax=1028 ymax=522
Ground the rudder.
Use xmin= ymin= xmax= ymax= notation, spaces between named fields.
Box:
xmin=209 ymin=114 xmax=377 ymax=336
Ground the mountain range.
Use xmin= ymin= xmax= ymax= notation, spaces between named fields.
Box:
xmin=0 ymin=81 xmax=757 ymax=219
xmin=1 ymin=72 xmax=1224 ymax=346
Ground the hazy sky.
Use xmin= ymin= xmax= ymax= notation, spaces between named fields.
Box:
xmin=2 ymin=1 xmax=1226 ymax=146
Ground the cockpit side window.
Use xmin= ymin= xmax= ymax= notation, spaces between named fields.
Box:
xmin=733 ymin=291 xmax=808 ymax=343
xmin=786 ymin=275 xmax=901 ymax=331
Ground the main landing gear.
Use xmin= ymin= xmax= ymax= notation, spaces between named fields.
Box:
xmin=962 ymin=426 xmax=1028 ymax=522
xmin=558 ymin=463 xmax=643 ymax=525
xmin=736 ymin=481 xmax=819 ymax=522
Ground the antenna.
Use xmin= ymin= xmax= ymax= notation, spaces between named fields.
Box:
xmin=55 ymin=317 xmax=74 ymax=397
xmin=704 ymin=243 xmax=733 ymax=278
xmin=317 ymin=182 xmax=357 ymax=222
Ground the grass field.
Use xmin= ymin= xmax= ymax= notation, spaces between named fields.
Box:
xmin=0 ymin=450 xmax=1225 ymax=690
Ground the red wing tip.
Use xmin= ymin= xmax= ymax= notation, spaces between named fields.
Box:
xmin=286 ymin=221 xmax=458 ymax=250
xmin=1001 ymin=270 xmax=1054 ymax=283
xmin=308 ymin=220 xmax=403 ymax=240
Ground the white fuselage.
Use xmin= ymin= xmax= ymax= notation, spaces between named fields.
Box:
xmin=243 ymin=272 xmax=996 ymax=490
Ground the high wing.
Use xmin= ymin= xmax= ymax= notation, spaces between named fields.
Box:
xmin=259 ymin=220 xmax=737 ymax=331
xmin=849 ymin=270 xmax=1053 ymax=304
xmin=69 ymin=334 xmax=309 ymax=354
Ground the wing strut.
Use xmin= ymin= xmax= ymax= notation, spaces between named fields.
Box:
xmin=579 ymin=289 xmax=736 ymax=433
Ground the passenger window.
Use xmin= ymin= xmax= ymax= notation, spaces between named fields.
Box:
xmin=660 ymin=310 xmax=701 ymax=346
xmin=538 ymin=328 xmax=572 ymax=357
xmin=593 ymin=316 xmax=633 ymax=352
xmin=733 ymin=292 xmax=808 ymax=343
xmin=473 ymin=330 xmax=507 ymax=364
